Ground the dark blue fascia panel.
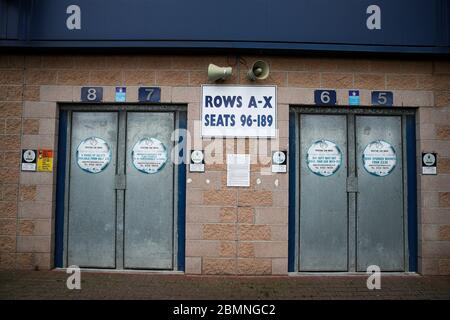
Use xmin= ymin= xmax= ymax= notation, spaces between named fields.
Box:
xmin=1 ymin=40 xmax=450 ymax=55
xmin=0 ymin=1 xmax=6 ymax=39
xmin=5 ymin=1 xmax=19 ymax=39
xmin=0 ymin=0 xmax=449 ymax=54
xmin=0 ymin=0 xmax=33 ymax=40
xmin=27 ymin=0 xmax=442 ymax=45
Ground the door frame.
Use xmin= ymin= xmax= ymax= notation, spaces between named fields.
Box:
xmin=288 ymin=106 xmax=418 ymax=273
xmin=54 ymin=104 xmax=187 ymax=271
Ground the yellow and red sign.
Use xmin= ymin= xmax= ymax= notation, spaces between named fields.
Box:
xmin=37 ymin=149 xmax=53 ymax=172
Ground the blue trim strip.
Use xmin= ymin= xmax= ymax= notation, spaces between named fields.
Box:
xmin=1 ymin=40 xmax=449 ymax=54
xmin=288 ymin=111 xmax=296 ymax=272
xmin=406 ymin=115 xmax=418 ymax=272
xmin=54 ymin=110 xmax=67 ymax=268
xmin=177 ymin=111 xmax=187 ymax=271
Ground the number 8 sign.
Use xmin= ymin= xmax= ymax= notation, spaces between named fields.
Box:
xmin=81 ymin=87 xmax=103 ymax=102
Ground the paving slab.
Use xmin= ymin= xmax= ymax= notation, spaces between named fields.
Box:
xmin=0 ymin=271 xmax=449 ymax=300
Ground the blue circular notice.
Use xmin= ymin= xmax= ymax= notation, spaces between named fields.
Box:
xmin=76 ymin=137 xmax=111 ymax=174
xmin=132 ymin=137 xmax=167 ymax=174
xmin=363 ymin=140 xmax=396 ymax=177
xmin=307 ymin=139 xmax=342 ymax=177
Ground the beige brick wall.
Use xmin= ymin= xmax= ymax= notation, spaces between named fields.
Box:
xmin=0 ymin=53 xmax=449 ymax=275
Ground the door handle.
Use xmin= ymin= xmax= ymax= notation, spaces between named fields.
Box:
xmin=347 ymin=176 xmax=358 ymax=193
xmin=115 ymin=174 xmax=126 ymax=190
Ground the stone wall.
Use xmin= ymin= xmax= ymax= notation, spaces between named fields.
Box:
xmin=0 ymin=54 xmax=449 ymax=274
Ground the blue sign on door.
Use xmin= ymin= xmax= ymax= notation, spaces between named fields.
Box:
xmin=115 ymin=87 xmax=126 ymax=102
xmin=349 ymin=90 xmax=360 ymax=106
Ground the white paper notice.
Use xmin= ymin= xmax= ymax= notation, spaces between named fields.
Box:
xmin=227 ymin=154 xmax=250 ymax=187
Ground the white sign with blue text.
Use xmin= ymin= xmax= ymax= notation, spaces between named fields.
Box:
xmin=201 ymin=85 xmax=277 ymax=138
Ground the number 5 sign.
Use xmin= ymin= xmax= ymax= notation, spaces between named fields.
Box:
xmin=371 ymin=91 xmax=393 ymax=106
xmin=81 ymin=87 xmax=103 ymax=102
xmin=314 ymin=90 xmax=336 ymax=106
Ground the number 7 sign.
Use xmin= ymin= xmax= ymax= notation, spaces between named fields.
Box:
xmin=138 ymin=87 xmax=161 ymax=103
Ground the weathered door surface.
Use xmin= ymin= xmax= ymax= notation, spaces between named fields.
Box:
xmin=356 ymin=116 xmax=404 ymax=271
xmin=68 ymin=112 xmax=118 ymax=268
xmin=298 ymin=113 xmax=405 ymax=272
xmin=66 ymin=111 xmax=176 ymax=270
xmin=124 ymin=112 xmax=174 ymax=269
xmin=299 ymin=114 xmax=348 ymax=271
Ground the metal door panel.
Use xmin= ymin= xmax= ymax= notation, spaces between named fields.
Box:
xmin=68 ymin=112 xmax=118 ymax=268
xmin=299 ymin=115 xmax=348 ymax=271
xmin=356 ymin=116 xmax=404 ymax=271
xmin=124 ymin=112 xmax=174 ymax=269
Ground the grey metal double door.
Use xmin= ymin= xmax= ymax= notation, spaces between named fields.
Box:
xmin=299 ymin=114 xmax=405 ymax=272
xmin=67 ymin=111 xmax=175 ymax=270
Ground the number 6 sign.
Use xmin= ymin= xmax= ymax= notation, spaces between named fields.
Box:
xmin=314 ymin=90 xmax=336 ymax=106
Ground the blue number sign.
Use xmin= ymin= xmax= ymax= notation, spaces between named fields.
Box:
xmin=81 ymin=87 xmax=103 ymax=102
xmin=138 ymin=87 xmax=161 ymax=103
xmin=371 ymin=91 xmax=393 ymax=106
xmin=314 ymin=90 xmax=336 ymax=106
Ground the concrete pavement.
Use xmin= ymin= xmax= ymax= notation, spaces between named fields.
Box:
xmin=1 ymin=271 xmax=449 ymax=300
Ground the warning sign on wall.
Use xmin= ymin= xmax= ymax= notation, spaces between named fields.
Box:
xmin=21 ymin=149 xmax=37 ymax=171
xmin=37 ymin=149 xmax=53 ymax=172
xmin=422 ymin=152 xmax=437 ymax=175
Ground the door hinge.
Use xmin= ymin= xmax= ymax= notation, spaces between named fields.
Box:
xmin=347 ymin=176 xmax=358 ymax=193
xmin=115 ymin=174 xmax=126 ymax=190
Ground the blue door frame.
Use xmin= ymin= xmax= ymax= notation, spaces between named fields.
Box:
xmin=288 ymin=110 xmax=418 ymax=272
xmin=54 ymin=108 xmax=187 ymax=271
xmin=54 ymin=110 xmax=67 ymax=268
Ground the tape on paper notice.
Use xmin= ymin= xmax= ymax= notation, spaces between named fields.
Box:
xmin=227 ymin=154 xmax=250 ymax=187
